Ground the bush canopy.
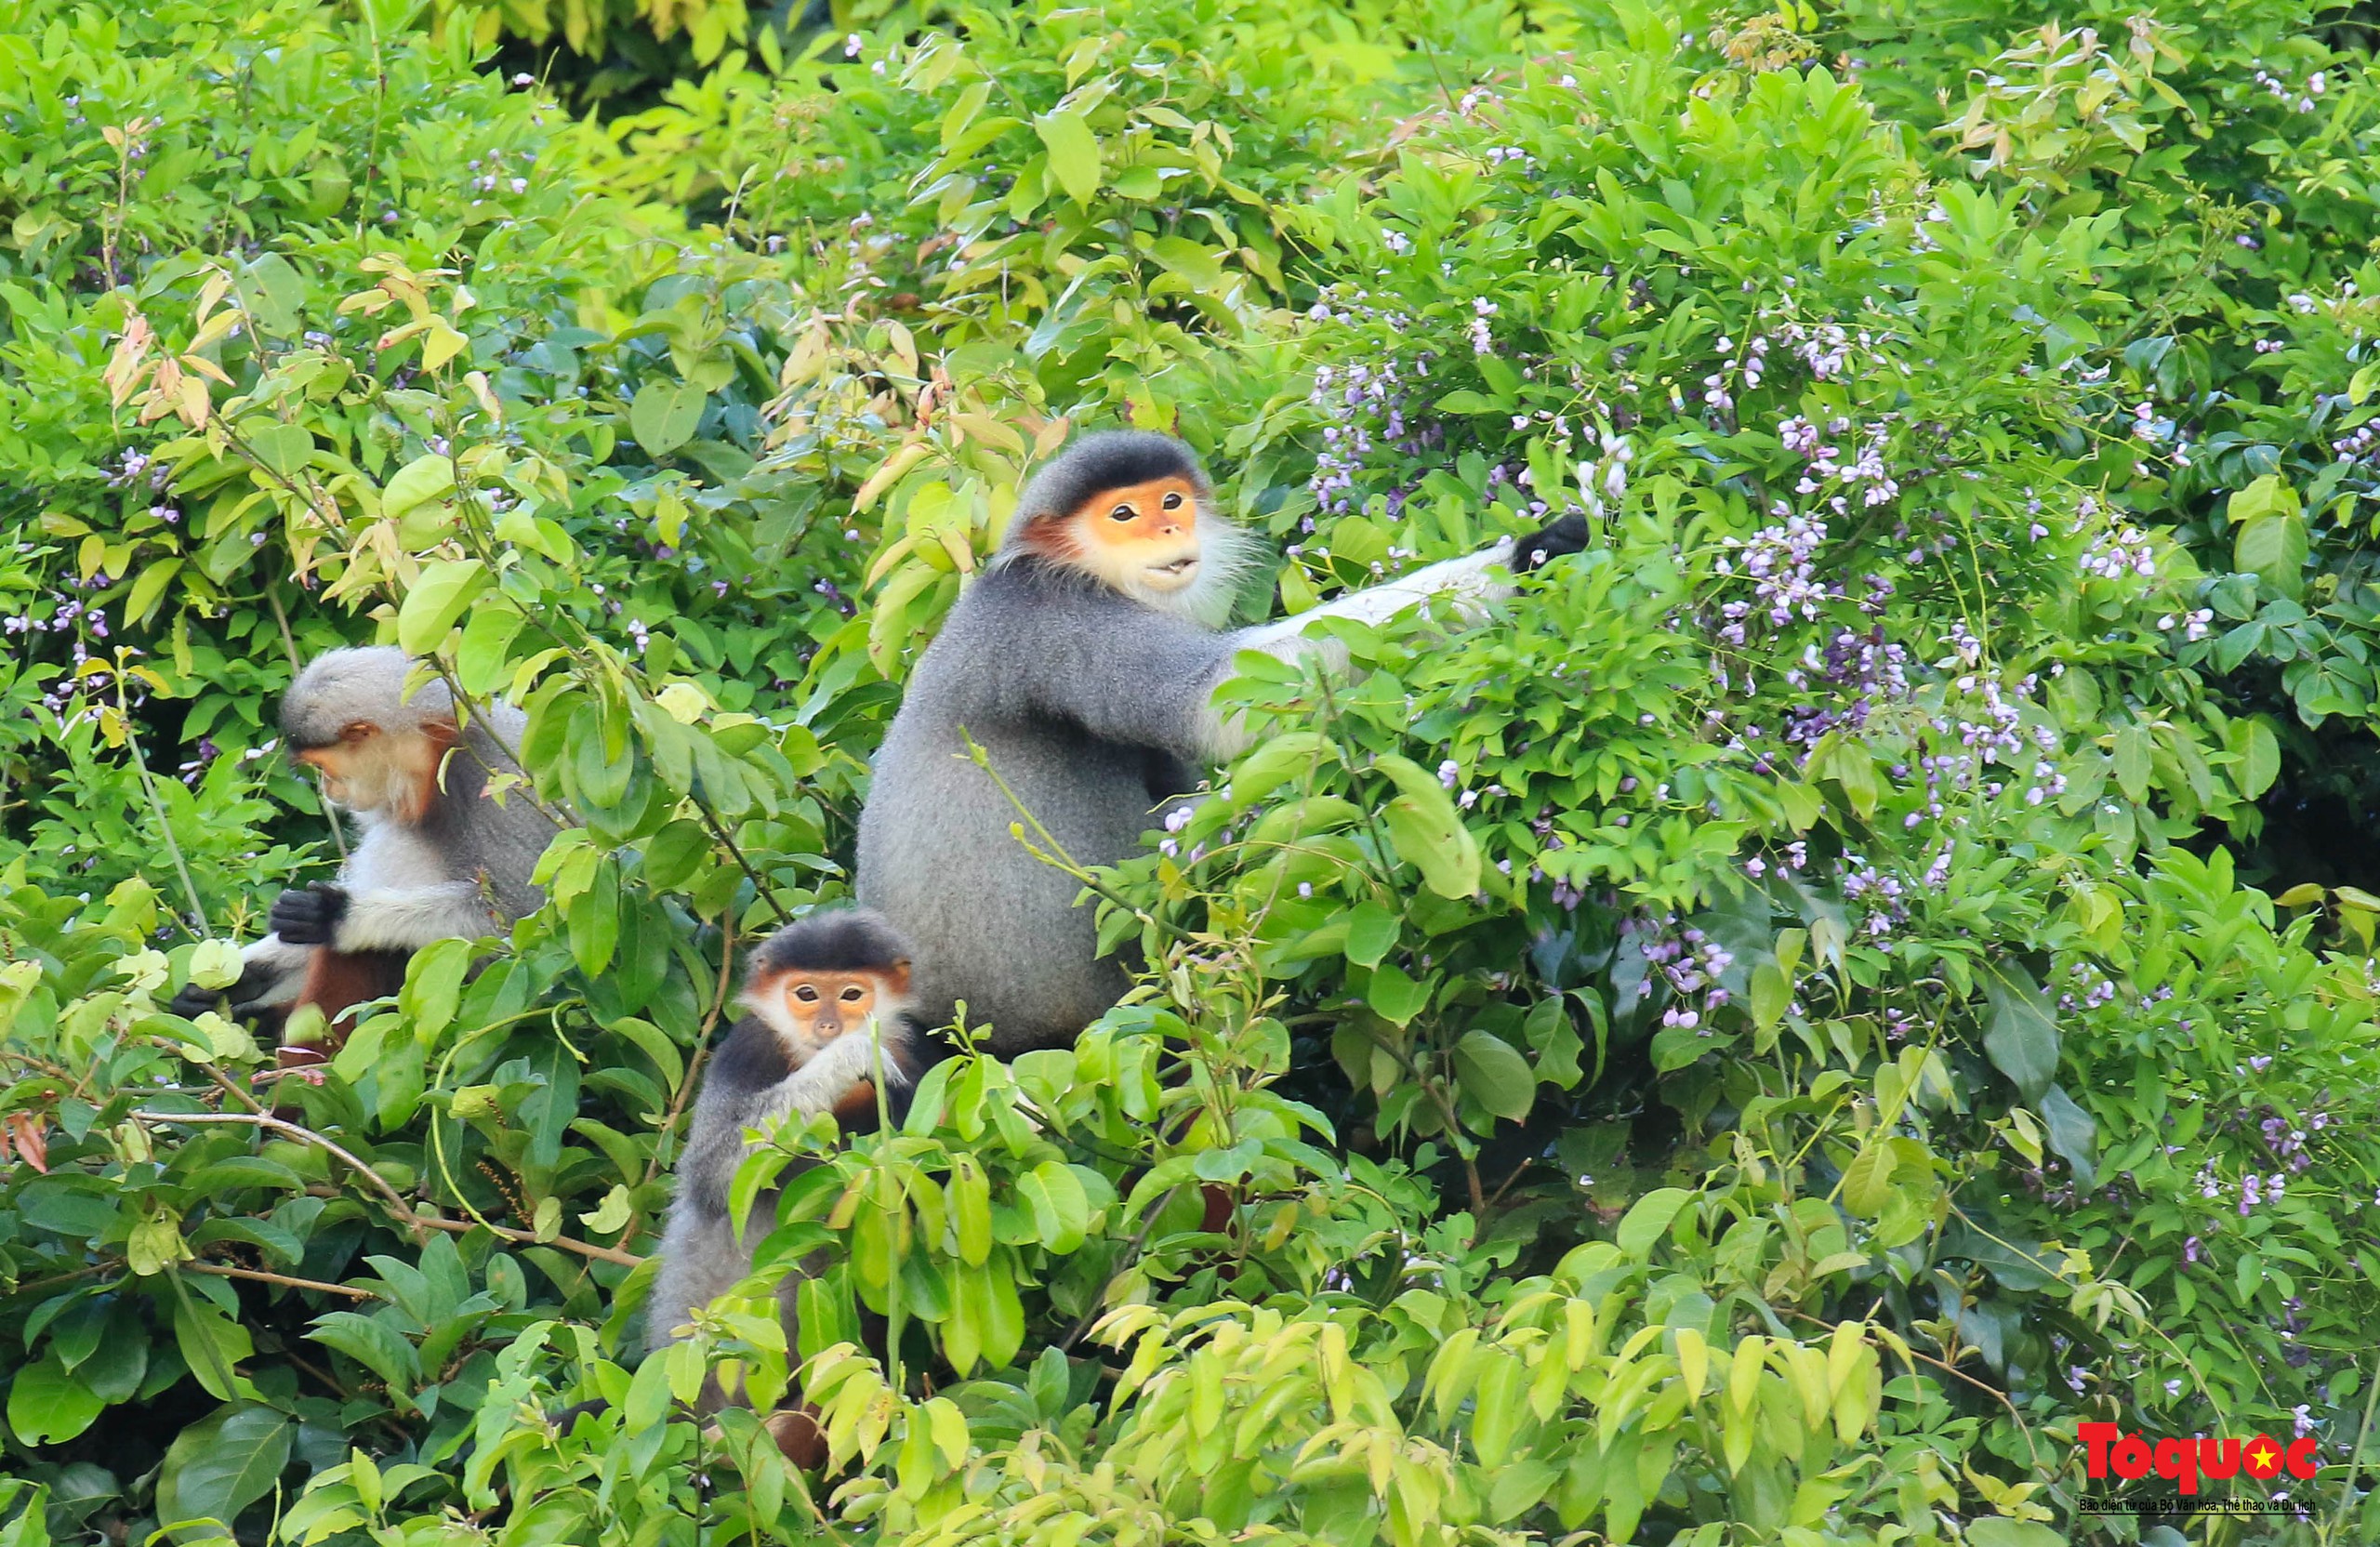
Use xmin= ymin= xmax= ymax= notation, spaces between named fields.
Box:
xmin=0 ymin=1 xmax=2374 ymax=1543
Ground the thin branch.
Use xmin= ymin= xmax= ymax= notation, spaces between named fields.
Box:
xmin=412 ymin=1214 xmax=643 ymax=1268
xmin=1775 ymin=1306 xmax=2039 ymax=1466
xmin=135 ymin=1108 xmax=426 ymax=1241
xmin=643 ymin=918 xmax=736 ymax=1189
xmin=1058 ymin=1185 xmax=1183 ymax=1353
xmin=695 ymin=801 xmax=792 ymax=927
xmin=185 ymin=1260 xmax=379 ymax=1301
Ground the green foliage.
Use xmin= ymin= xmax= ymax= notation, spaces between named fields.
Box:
xmin=0 ymin=1 xmax=2377 ymax=1545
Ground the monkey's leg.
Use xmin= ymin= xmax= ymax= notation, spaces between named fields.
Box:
xmin=284 ymin=947 xmax=412 ymax=1061
xmin=763 ymin=1404 xmax=830 ymax=1468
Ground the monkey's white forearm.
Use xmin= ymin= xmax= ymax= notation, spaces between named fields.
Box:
xmin=1235 ymin=538 xmax=1517 ymax=656
xmin=334 ymin=882 xmax=501 ymax=952
xmin=1199 ymin=538 xmax=1518 ymax=758
xmin=760 ymin=1029 xmax=908 ymax=1127
xmin=233 ymin=936 xmax=314 ymax=1009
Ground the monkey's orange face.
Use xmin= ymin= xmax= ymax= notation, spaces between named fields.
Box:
xmin=1055 ymin=475 xmax=1203 ymax=596
xmin=773 ymin=970 xmax=898 ymax=1054
xmin=293 ymin=721 xmax=447 ymax=822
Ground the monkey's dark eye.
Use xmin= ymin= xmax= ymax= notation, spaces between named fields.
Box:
xmin=793 ymin=985 xmax=820 ymax=1003
xmin=1109 ymin=503 xmax=1137 ymax=522
xmin=840 ymin=986 xmax=866 ymax=1002
xmin=1161 ymin=491 xmax=1183 ymax=511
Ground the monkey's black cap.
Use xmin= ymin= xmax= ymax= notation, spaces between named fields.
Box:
xmin=752 ymin=907 xmax=914 ymax=974
xmin=1003 ymin=430 xmax=1211 ymax=544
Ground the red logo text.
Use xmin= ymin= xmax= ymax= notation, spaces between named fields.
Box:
xmin=2078 ymin=1422 xmax=2318 ymax=1497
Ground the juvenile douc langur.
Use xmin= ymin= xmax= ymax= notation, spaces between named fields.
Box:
xmin=856 ymin=430 xmax=1587 ymax=1054
xmin=168 ymin=647 xmax=558 ymax=1064
xmin=646 ymin=908 xmax=926 ymax=1465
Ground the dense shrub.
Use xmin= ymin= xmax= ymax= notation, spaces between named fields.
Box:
xmin=0 ymin=1 xmax=2373 ymax=1545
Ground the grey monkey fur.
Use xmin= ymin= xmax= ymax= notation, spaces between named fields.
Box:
xmin=644 ymin=908 xmax=918 ymax=1400
xmin=855 ymin=430 xmax=1530 ymax=1055
xmin=201 ymin=646 xmax=559 ymax=1012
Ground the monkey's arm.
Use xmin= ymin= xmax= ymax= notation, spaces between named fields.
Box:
xmin=1231 ymin=538 xmax=1520 ymax=657
xmin=1197 ymin=517 xmax=1587 ymax=759
xmin=757 ymin=1031 xmax=911 ymax=1128
xmin=167 ymin=934 xmax=312 ymax=1018
xmin=270 ymin=879 xmax=502 ymax=953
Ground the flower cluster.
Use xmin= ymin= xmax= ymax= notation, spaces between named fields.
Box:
xmin=1714 ymin=509 xmax=1830 ymax=641
xmin=1631 ymin=914 xmax=1736 ymax=1032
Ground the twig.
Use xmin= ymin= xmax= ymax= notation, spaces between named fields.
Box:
xmin=644 ymin=918 xmax=737 ymax=1188
xmin=2332 ymin=1352 xmax=2379 ymax=1534
xmin=118 ymin=686 xmax=209 ymax=936
xmin=134 ymin=1108 xmax=426 ymax=1243
xmin=1058 ymin=1185 xmax=1182 ymax=1353
xmin=185 ymin=1261 xmax=379 ymax=1301
xmin=1775 ymin=1307 xmax=2038 ymax=1466
xmin=412 ymin=1214 xmax=643 ymax=1268
xmin=694 ymin=802 xmax=791 ymax=926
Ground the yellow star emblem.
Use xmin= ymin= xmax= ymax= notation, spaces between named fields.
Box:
xmin=2248 ymin=1440 xmax=2279 ymax=1473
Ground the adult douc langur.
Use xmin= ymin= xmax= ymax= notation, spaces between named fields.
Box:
xmin=854 ymin=430 xmax=1584 ymax=1055
xmin=168 ymin=647 xmax=558 ymax=1064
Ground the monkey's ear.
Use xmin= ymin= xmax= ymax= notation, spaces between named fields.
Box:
xmin=418 ymin=716 xmax=459 ymax=747
xmin=884 ymin=959 xmax=914 ymax=998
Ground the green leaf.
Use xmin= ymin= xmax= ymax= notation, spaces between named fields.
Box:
xmin=947 ymin=1158 xmax=992 ymax=1266
xmin=1978 ymin=959 xmax=2059 ymax=1103
xmin=629 ymin=381 xmax=706 ymax=457
xmin=173 ymin=1294 xmax=258 ymax=1402
xmin=245 ymin=422 xmax=313 ymax=478
xmin=1344 ymin=903 xmax=1397 ymax=969
xmin=2111 ymin=724 xmax=2152 ymax=804
xmin=1964 ymin=1523 xmax=2067 ymax=1547
xmin=1615 ymin=1187 xmax=1693 ymax=1258
xmin=2224 ymin=473 xmax=2293 ymax=524
xmin=1451 ymin=1029 xmax=1534 ymax=1122
xmin=455 ymin=604 xmax=525 ymax=695
xmin=126 ymin=557 xmax=185 ymax=627
xmin=1035 ymin=109 xmax=1102 ymax=204
xmin=1020 ymin=1162 xmax=1089 ymax=1252
xmin=156 ymin=1403 xmax=292 ymax=1540
xmin=1231 ymin=732 xmax=1326 ymax=805
xmin=2235 ymin=510 xmax=2307 ymax=599
xmin=1150 ymin=236 xmax=1225 ymax=294
xmin=395 ymin=558 xmax=488 ymax=656
xmin=641 ymin=818 xmax=711 ymax=889
xmin=238 ymin=253 xmax=306 ymax=336
xmin=1824 ymin=738 xmax=1878 ymax=817
xmin=310 ymin=1311 xmax=419 ymax=1391
xmin=2240 ymin=717 xmax=2281 ymax=799
xmin=7 ymin=1354 xmax=104 ymax=1444
xmin=1365 ymin=961 xmax=1430 ymax=1025
xmin=578 ymin=1184 xmax=632 ymax=1235
xmin=1373 ymin=754 xmax=1483 ymax=898
xmin=1840 ymin=1142 xmax=1895 ymax=1217
xmin=2040 ymin=1082 xmax=2098 ymax=1185
xmin=1749 ymin=960 xmax=1791 ymax=1030
xmin=379 ymin=453 xmax=454 ymax=522
xmin=398 ymin=937 xmax=472 ymax=1042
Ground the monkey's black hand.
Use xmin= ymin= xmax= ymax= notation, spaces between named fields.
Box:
xmin=270 ymin=883 xmax=350 ymax=945
xmin=1513 ymin=512 xmax=1592 ymax=574
xmin=167 ymin=959 xmax=285 ymax=1019
xmin=166 ymin=983 xmax=229 ymax=1019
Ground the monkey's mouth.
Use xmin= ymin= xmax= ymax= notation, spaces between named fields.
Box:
xmin=1144 ymin=556 xmax=1199 ymax=588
